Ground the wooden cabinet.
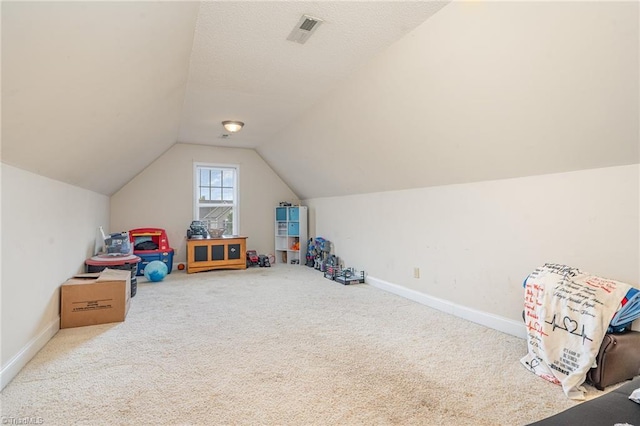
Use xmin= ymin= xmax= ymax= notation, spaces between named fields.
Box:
xmin=186 ymin=236 xmax=247 ymax=274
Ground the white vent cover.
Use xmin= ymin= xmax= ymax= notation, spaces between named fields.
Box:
xmin=287 ymin=14 xmax=323 ymax=44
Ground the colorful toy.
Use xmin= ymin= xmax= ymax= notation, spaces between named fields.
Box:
xmin=307 ymin=237 xmax=331 ymax=271
xmin=129 ymin=227 xmax=174 ymax=276
xmin=258 ymin=255 xmax=271 ymax=267
xmin=246 ymin=250 xmax=259 ymax=267
xmin=334 ymin=267 xmax=365 ymax=285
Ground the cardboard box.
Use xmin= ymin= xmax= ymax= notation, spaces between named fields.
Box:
xmin=60 ymin=268 xmax=131 ymax=329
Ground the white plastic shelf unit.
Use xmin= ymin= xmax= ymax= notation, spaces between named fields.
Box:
xmin=275 ymin=206 xmax=308 ymax=265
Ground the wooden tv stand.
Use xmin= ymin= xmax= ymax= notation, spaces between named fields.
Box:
xmin=186 ymin=236 xmax=247 ymax=274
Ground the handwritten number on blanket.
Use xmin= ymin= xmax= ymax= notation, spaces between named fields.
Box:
xmin=545 ymin=314 xmax=594 ymax=344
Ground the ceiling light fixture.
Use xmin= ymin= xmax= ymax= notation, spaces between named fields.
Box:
xmin=222 ymin=121 xmax=244 ymax=133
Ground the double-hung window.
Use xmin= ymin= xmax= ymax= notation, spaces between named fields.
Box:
xmin=194 ymin=163 xmax=239 ymax=235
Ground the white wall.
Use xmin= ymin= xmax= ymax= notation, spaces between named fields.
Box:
xmin=306 ymin=165 xmax=640 ymax=334
xmin=110 ymin=143 xmax=298 ymax=263
xmin=1 ymin=164 xmax=109 ymax=389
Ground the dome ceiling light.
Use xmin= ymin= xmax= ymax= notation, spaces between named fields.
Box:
xmin=222 ymin=121 xmax=244 ymax=133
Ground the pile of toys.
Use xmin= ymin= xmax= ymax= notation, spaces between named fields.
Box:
xmin=306 ymin=237 xmax=331 ymax=269
xmin=129 ymin=227 xmax=174 ymax=277
xmin=306 ymin=237 xmax=365 ymax=285
xmin=246 ymin=250 xmax=272 ymax=267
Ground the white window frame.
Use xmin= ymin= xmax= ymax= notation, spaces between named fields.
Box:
xmin=193 ymin=162 xmax=240 ymax=235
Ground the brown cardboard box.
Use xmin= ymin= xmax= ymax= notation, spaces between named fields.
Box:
xmin=60 ymin=268 xmax=131 ymax=329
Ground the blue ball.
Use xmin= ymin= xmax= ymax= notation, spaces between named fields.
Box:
xmin=144 ymin=260 xmax=168 ymax=282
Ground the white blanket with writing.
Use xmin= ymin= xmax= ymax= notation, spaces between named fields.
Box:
xmin=520 ymin=264 xmax=632 ymax=400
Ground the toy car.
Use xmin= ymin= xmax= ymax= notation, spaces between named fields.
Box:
xmin=258 ymin=254 xmax=271 ymax=267
xmin=246 ymin=250 xmax=259 ymax=267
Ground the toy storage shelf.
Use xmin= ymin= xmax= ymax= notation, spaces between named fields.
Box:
xmin=274 ymin=206 xmax=307 ymax=265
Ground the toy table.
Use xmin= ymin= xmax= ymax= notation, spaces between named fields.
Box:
xmin=85 ymin=254 xmax=141 ymax=297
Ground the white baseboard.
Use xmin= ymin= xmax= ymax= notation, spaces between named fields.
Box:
xmin=366 ymin=276 xmax=527 ymax=339
xmin=1 ymin=317 xmax=60 ymax=390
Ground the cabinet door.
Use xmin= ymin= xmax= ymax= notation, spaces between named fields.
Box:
xmin=194 ymin=245 xmax=208 ymax=262
xmin=211 ymin=244 xmax=225 ymax=261
xmin=228 ymin=243 xmax=241 ymax=260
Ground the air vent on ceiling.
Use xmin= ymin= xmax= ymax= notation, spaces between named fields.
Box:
xmin=287 ymin=14 xmax=323 ymax=44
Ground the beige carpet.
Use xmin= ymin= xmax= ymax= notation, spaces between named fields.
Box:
xmin=1 ymin=265 xmax=606 ymax=425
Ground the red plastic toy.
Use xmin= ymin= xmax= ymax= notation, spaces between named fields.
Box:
xmin=129 ymin=228 xmax=170 ymax=251
xmin=246 ymin=250 xmax=259 ymax=267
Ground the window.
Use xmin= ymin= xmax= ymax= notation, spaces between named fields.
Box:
xmin=194 ymin=163 xmax=239 ymax=235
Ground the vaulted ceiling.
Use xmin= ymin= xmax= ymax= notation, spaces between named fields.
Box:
xmin=2 ymin=1 xmax=638 ymax=199
xmin=2 ymin=1 xmax=448 ymax=196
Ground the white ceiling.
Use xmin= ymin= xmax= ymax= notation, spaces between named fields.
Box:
xmin=179 ymin=1 xmax=448 ymax=148
xmin=1 ymin=1 xmax=448 ymax=195
xmin=2 ymin=1 xmax=637 ymax=200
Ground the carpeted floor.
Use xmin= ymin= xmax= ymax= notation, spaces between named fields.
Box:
xmin=1 ymin=265 xmax=605 ymax=425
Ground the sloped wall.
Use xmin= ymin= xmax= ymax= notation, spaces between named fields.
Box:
xmin=2 ymin=1 xmax=200 ymax=195
xmin=110 ymin=143 xmax=298 ymax=263
xmin=1 ymin=164 xmax=109 ymax=389
xmin=306 ymin=165 xmax=639 ymax=333
xmin=261 ymin=1 xmax=638 ymax=200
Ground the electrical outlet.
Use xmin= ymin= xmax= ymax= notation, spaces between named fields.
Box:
xmin=413 ymin=267 xmax=420 ymax=279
